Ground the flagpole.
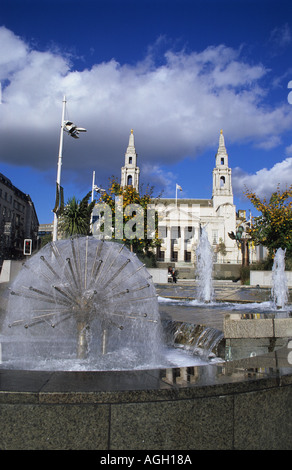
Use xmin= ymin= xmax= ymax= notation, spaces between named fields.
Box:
xmin=90 ymin=170 xmax=96 ymax=233
xmin=91 ymin=170 xmax=95 ymax=202
xmin=53 ymin=95 xmax=66 ymax=242
xmin=176 ymin=184 xmax=178 ymax=208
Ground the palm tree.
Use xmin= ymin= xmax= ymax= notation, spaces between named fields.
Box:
xmin=59 ymin=191 xmax=95 ymax=237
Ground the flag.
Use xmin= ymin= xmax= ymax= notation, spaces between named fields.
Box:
xmin=176 ymin=184 xmax=182 ymax=191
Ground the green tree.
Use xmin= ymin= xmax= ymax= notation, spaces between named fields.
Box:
xmin=245 ymin=185 xmax=292 ymax=258
xmin=40 ymin=233 xmax=52 ymax=248
xmin=215 ymin=238 xmax=227 ymax=259
xmin=59 ymin=191 xmax=95 ymax=237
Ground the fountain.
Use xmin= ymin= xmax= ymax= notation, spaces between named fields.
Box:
xmin=160 ymin=238 xmax=292 ymax=362
xmin=0 ymin=236 xmax=291 ymax=450
xmin=195 ymin=227 xmax=214 ymax=303
xmin=272 ymin=247 xmax=288 ymax=309
xmin=0 ymin=236 xmax=219 ymax=371
xmin=1 ymin=237 xmax=162 ymax=370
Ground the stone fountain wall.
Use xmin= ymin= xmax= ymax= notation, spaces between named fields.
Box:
xmin=250 ymin=270 xmax=292 ymax=287
xmin=224 ymin=314 xmax=292 ymax=339
xmin=0 ymin=345 xmax=291 ymax=450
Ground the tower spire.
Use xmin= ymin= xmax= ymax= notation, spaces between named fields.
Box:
xmin=219 ymin=129 xmax=225 ymax=147
xmin=215 ymin=129 xmax=228 ymax=167
xmin=212 ymin=129 xmax=233 ymax=207
xmin=121 ymin=129 xmax=140 ymax=191
xmin=127 ymin=129 xmax=135 ymax=150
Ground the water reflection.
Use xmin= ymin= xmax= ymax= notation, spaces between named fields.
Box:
xmin=161 ymin=361 xmax=274 ymax=387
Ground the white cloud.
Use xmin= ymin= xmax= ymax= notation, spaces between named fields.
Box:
xmin=0 ymin=27 xmax=28 ymax=78
xmin=233 ymin=157 xmax=292 ymax=199
xmin=285 ymin=144 xmax=292 ymax=156
xmin=140 ymin=163 xmax=177 ymax=197
xmin=1 ymin=26 xmax=292 ymax=188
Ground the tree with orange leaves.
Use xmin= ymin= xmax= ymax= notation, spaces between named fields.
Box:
xmin=97 ymin=177 xmax=161 ymax=258
xmin=245 ymin=184 xmax=292 ymax=258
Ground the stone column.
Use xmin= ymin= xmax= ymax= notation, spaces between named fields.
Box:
xmin=165 ymin=225 xmax=171 ymax=263
xmin=179 ymin=225 xmax=185 ymax=262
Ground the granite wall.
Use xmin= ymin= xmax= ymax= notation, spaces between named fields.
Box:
xmin=0 ymin=346 xmax=291 ymax=450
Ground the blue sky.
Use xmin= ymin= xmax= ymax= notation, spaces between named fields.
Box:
xmin=1 ymin=0 xmax=292 ymax=223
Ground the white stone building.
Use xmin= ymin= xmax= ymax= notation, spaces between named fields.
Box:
xmin=153 ymin=130 xmax=239 ymax=266
xmin=93 ymin=128 xmax=249 ymax=266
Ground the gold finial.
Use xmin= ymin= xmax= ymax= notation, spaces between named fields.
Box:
xmin=220 ymin=129 xmax=223 ymax=134
xmin=131 ymin=129 xmax=133 ymax=134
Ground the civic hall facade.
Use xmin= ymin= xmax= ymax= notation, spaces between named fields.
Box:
xmin=94 ymin=129 xmax=248 ymax=267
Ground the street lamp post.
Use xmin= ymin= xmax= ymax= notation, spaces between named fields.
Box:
xmin=53 ymin=95 xmax=66 ymax=242
xmin=52 ymin=96 xmax=87 ymax=241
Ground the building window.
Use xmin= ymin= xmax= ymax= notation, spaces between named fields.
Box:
xmin=184 ymin=250 xmax=191 ymax=262
xmin=129 ymin=157 xmax=132 ymax=164
xmin=185 ymin=226 xmax=195 ymax=240
xmin=221 ymin=158 xmax=224 ymax=165
xmin=220 ymin=176 xmax=225 ymax=187
xmin=127 ymin=175 xmax=133 ymax=186
xmin=171 ymin=250 xmax=178 ymax=262
xmin=156 ymin=246 xmax=165 ymax=261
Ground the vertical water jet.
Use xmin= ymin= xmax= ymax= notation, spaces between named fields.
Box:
xmin=272 ymin=247 xmax=288 ymax=309
xmin=196 ymin=227 xmax=214 ymax=303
